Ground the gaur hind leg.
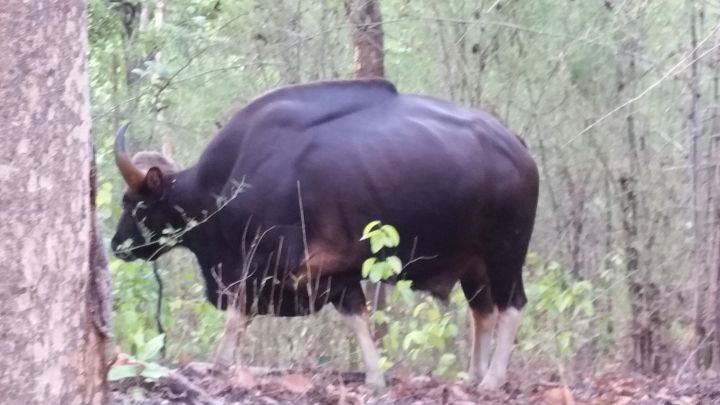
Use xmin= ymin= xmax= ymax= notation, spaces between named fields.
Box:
xmin=477 ymin=228 xmax=531 ymax=389
xmin=479 ymin=293 xmax=523 ymax=389
xmin=461 ymin=270 xmax=497 ymax=381
xmin=331 ymin=282 xmax=385 ymax=388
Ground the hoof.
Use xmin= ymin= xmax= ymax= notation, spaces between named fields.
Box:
xmin=478 ymin=373 xmax=505 ymax=390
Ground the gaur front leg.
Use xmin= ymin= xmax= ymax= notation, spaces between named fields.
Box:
xmin=332 ymin=282 xmax=386 ymax=388
xmin=341 ymin=310 xmax=385 ymax=388
xmin=213 ymin=305 xmax=250 ymax=370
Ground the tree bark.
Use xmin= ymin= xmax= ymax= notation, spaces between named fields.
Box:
xmin=688 ymin=0 xmax=713 ymax=368
xmin=345 ymin=0 xmax=385 ymax=79
xmin=0 ymin=1 xmax=110 ymax=403
xmin=711 ymin=12 xmax=720 ymax=371
xmin=344 ymin=0 xmax=387 ymax=341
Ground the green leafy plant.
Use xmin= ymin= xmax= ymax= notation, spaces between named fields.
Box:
xmin=110 ymin=259 xmax=161 ymax=349
xmin=361 ymin=221 xmax=462 ymax=378
xmin=108 ymin=333 xmax=170 ymax=381
xmin=360 ymin=221 xmax=402 ymax=282
xmin=520 ymin=254 xmax=596 ymax=361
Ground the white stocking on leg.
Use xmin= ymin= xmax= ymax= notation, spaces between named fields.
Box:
xmin=213 ymin=306 xmax=248 ymax=369
xmin=469 ymin=307 xmax=498 ymax=380
xmin=479 ymin=307 xmax=520 ymax=389
xmin=342 ymin=311 xmax=385 ymax=388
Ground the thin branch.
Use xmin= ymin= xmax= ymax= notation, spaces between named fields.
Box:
xmin=562 ymin=22 xmax=720 ymax=148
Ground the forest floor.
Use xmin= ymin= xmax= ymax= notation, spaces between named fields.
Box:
xmin=110 ymin=362 xmax=720 ymax=404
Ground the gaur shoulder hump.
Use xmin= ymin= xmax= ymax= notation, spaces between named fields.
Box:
xmin=243 ymin=79 xmax=398 ymax=112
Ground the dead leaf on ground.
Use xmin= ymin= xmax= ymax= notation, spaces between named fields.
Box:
xmin=234 ymin=367 xmax=258 ymax=389
xmin=610 ymin=396 xmax=633 ymax=405
xmin=278 ymin=373 xmax=314 ymax=394
xmin=390 ymin=365 xmax=413 ymax=382
xmin=177 ymin=352 xmax=192 ymax=369
xmin=542 ymin=385 xmax=575 ymax=405
xmin=410 ymin=375 xmax=433 ymax=385
xmin=326 ymin=383 xmax=365 ymax=405
xmin=449 ymin=384 xmax=470 ymax=401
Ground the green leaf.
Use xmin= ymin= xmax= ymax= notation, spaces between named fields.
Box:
xmin=381 ymin=225 xmax=400 ymax=247
xmin=132 ymin=330 xmax=145 ymax=353
xmin=413 ymin=302 xmax=428 ymax=317
xmin=139 ymin=362 xmax=171 ymax=380
xmin=362 ymin=258 xmax=377 ymax=278
xmin=369 ymin=266 xmax=383 ymax=283
xmin=403 ymin=330 xmax=425 ymax=350
xmin=386 ymin=256 xmax=403 ymax=274
xmin=436 ymin=353 xmax=457 ymax=377
xmin=378 ymin=356 xmax=394 ymax=372
xmin=396 ymin=280 xmax=414 ymax=304
xmin=372 ymin=261 xmax=391 ymax=280
xmin=139 ymin=334 xmax=165 ymax=361
xmin=370 ymin=310 xmax=387 ymax=324
xmin=557 ymin=330 xmax=573 ymax=355
xmin=446 ymin=323 xmax=459 ymax=337
xmin=557 ymin=292 xmax=573 ymax=313
xmin=107 ymin=364 xmax=140 ymax=381
xmin=370 ymin=237 xmax=384 ymax=254
xmin=361 ymin=221 xmax=381 ymax=239
xmin=96 ymin=182 xmax=113 ymax=207
xmin=573 ymin=299 xmax=594 ymax=317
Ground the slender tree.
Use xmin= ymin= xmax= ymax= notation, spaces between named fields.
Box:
xmin=344 ymin=0 xmax=387 ymax=341
xmin=345 ymin=0 xmax=385 ymax=79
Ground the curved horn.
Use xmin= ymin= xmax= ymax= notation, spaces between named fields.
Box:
xmin=114 ymin=123 xmax=145 ymax=192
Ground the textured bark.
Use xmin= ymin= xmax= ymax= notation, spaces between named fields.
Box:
xmin=0 ymin=1 xmax=109 ymax=403
xmin=688 ymin=0 xmax=713 ymax=369
xmin=704 ymin=10 xmax=720 ymax=370
xmin=345 ymin=0 xmax=387 ymax=341
xmin=344 ymin=0 xmax=385 ymax=78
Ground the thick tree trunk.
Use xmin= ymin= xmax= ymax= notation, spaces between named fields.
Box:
xmin=0 ymin=1 xmax=110 ymax=403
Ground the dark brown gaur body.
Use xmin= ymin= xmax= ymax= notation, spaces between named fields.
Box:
xmin=110 ymin=79 xmax=539 ymax=389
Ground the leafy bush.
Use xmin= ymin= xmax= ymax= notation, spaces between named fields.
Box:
xmin=518 ymin=253 xmax=597 ymax=363
xmin=108 ymin=333 xmax=170 ymax=381
xmin=361 ymin=221 xmax=465 ymax=378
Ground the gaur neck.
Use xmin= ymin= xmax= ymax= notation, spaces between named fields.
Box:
xmin=172 ymin=167 xmax=235 ymax=272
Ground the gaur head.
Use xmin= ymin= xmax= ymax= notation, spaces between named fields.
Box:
xmin=110 ymin=123 xmax=183 ymax=261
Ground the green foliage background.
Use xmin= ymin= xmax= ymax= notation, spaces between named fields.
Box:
xmin=90 ymin=0 xmax=717 ymax=378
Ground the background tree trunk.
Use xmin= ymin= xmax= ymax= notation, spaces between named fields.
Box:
xmin=688 ymin=0 xmax=713 ymax=369
xmin=345 ymin=0 xmax=385 ymax=79
xmin=0 ymin=1 xmax=110 ymax=403
xmin=344 ymin=0 xmax=387 ymax=342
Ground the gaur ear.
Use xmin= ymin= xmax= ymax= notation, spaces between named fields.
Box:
xmin=144 ymin=167 xmax=164 ymax=197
